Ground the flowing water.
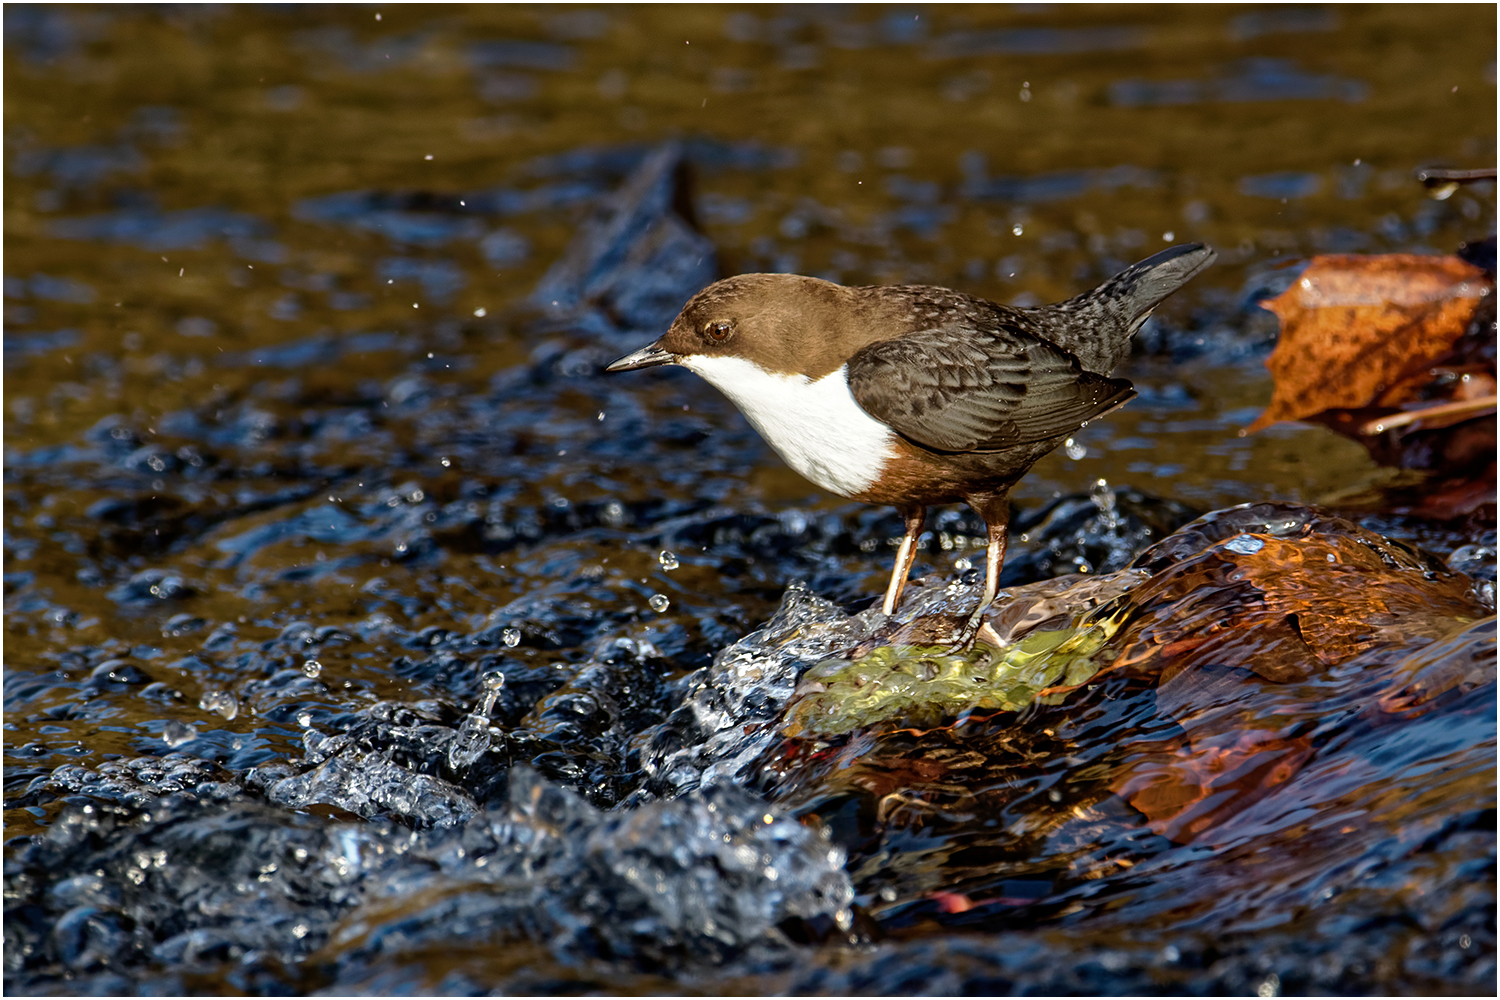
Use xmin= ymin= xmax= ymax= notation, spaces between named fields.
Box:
xmin=4 ymin=5 xmax=1496 ymax=995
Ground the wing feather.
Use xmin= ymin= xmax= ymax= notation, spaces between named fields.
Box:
xmin=846 ymin=324 xmax=1134 ymax=453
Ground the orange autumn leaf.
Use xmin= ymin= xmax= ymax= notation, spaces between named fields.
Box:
xmin=1247 ymin=254 xmax=1491 ymax=432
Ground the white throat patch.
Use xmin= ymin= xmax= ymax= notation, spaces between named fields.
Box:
xmin=680 ymin=355 xmax=895 ymax=497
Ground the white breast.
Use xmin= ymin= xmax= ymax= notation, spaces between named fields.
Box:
xmin=681 ymin=355 xmax=895 ymax=497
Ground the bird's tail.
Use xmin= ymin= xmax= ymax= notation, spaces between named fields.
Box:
xmin=1032 ymin=243 xmax=1217 ymax=372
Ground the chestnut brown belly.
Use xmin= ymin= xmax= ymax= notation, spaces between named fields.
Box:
xmin=846 ymin=435 xmax=1066 ymax=507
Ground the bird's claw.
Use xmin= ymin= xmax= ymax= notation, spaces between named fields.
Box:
xmin=953 ymin=616 xmax=1004 ymax=653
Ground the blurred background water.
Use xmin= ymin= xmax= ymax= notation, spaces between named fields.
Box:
xmin=4 ymin=4 xmax=1495 ymax=995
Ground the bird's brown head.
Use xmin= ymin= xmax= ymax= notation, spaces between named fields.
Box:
xmin=605 ymin=273 xmax=861 ymax=379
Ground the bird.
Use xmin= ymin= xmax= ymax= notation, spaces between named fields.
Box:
xmin=606 ymin=243 xmax=1216 ymax=647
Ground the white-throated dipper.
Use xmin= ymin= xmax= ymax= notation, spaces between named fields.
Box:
xmin=607 ymin=243 xmax=1216 ymax=646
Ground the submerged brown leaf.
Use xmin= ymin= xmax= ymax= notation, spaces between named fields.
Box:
xmin=1112 ymin=729 xmax=1315 ymax=842
xmin=1248 ymin=254 xmax=1490 ymax=432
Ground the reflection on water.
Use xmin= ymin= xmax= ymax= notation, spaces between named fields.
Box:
xmin=4 ymin=4 xmax=1495 ymax=995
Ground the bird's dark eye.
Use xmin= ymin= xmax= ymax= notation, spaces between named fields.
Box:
xmin=703 ymin=320 xmax=733 ymax=343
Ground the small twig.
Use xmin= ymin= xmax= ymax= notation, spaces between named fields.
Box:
xmin=1359 ymin=395 xmax=1498 ymax=436
xmin=1415 ymin=166 xmax=1497 ymax=200
xmin=1415 ymin=166 xmax=1498 ymax=185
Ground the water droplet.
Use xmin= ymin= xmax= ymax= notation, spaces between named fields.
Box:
xmin=301 ymin=659 xmax=322 ymax=678
xmin=1089 ymin=479 xmax=1120 ymax=530
xmin=481 ymin=670 xmax=506 ymax=692
xmin=658 ymin=550 xmax=679 ymax=571
xmin=1012 ymin=223 xmax=1024 ymax=236
xmin=161 ymin=720 xmax=197 ymax=747
xmin=954 ymin=557 xmax=972 ymax=572
xmin=648 ymin=593 xmax=670 ymax=613
xmin=297 ymin=711 xmax=314 ymax=728
xmin=1065 ymin=437 xmax=1087 ymax=461
xmin=198 ymin=690 xmax=238 ymax=721
xmin=473 ymin=307 xmax=487 ymax=317
xmin=501 ymin=627 xmax=521 ymax=648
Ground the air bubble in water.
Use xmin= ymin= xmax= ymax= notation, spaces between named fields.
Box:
xmin=161 ymin=720 xmax=198 ymax=747
xmin=658 ymin=550 xmax=680 ymax=571
xmin=301 ymin=659 xmax=322 ymax=678
xmin=648 ymin=593 xmax=670 ymax=613
xmin=501 ymin=627 xmax=521 ymax=648
xmin=198 ymin=690 xmax=239 ymax=721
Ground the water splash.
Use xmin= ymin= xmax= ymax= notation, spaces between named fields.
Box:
xmin=448 ymin=669 xmax=505 ymax=771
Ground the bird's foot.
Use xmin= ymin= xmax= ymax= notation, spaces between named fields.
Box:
xmin=952 ymin=616 xmax=1005 ymax=653
xmin=859 ymin=614 xmax=1005 ymax=656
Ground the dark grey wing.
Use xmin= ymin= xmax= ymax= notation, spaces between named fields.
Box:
xmin=846 ymin=324 xmax=1135 ymax=453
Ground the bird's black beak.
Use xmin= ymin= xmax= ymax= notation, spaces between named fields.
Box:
xmin=605 ymin=343 xmax=676 ymax=372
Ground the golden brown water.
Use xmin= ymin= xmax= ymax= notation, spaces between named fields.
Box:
xmin=4 ymin=4 xmax=1495 ymax=995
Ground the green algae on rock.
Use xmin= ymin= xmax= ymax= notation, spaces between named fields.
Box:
xmin=782 ymin=602 xmax=1131 ymax=739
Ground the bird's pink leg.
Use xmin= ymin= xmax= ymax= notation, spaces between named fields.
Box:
xmin=957 ymin=499 xmax=1011 ymax=648
xmin=881 ymin=505 xmax=927 ymax=616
